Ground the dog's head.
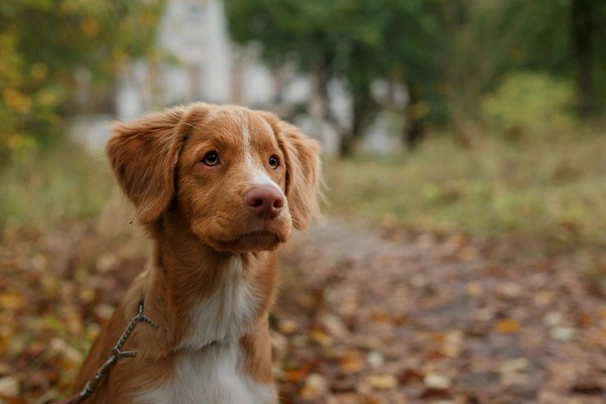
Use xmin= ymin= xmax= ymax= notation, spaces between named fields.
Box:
xmin=107 ymin=103 xmax=321 ymax=253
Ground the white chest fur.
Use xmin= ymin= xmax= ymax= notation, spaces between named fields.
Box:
xmin=178 ymin=257 xmax=262 ymax=350
xmin=136 ymin=258 xmax=275 ymax=403
xmin=135 ymin=343 xmax=276 ymax=403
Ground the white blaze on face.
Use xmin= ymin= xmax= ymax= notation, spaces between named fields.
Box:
xmin=242 ymin=124 xmax=282 ymax=192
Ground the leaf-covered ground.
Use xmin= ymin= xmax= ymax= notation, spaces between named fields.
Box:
xmin=1 ymin=218 xmax=605 ymax=403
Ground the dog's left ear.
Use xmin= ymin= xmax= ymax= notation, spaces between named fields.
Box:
xmin=107 ymin=103 xmax=210 ymax=224
xmin=260 ymin=112 xmax=321 ymax=230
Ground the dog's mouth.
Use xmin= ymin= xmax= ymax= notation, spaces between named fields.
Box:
xmin=213 ymin=230 xmax=284 ymax=253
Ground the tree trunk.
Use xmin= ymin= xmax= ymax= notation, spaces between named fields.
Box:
xmin=404 ymin=85 xmax=424 ymax=149
xmin=571 ymin=0 xmax=594 ymax=117
xmin=339 ymin=88 xmax=375 ymax=157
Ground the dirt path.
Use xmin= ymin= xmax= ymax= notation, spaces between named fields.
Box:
xmin=274 ymin=218 xmax=606 ymax=403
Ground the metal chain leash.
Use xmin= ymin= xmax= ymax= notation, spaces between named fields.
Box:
xmin=70 ymin=296 xmax=159 ymax=404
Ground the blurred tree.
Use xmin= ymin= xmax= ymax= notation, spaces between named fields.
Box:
xmin=0 ymin=0 xmax=165 ymax=164
xmin=570 ymin=0 xmax=604 ymax=117
xmin=493 ymin=0 xmax=606 ymax=118
xmin=225 ymin=0 xmax=605 ymax=156
xmin=224 ymin=0 xmax=441 ymax=153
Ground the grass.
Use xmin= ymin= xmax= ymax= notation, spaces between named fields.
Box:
xmin=324 ymin=131 xmax=606 ymax=251
xmin=0 ymin=144 xmax=117 ymax=238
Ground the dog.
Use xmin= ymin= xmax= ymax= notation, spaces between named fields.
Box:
xmin=71 ymin=103 xmax=321 ymax=403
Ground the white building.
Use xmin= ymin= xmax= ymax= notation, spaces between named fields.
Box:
xmin=116 ymin=0 xmax=311 ymax=120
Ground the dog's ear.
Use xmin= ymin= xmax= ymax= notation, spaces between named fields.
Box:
xmin=260 ymin=112 xmax=321 ymax=230
xmin=107 ymin=104 xmax=209 ymax=224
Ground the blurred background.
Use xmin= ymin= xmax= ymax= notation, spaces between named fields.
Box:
xmin=0 ymin=0 xmax=605 ymax=403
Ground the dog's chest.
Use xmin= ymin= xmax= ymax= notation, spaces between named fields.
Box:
xmin=136 ymin=344 xmax=276 ymax=403
xmin=136 ymin=260 xmax=275 ymax=403
xmin=178 ymin=257 xmax=262 ymax=349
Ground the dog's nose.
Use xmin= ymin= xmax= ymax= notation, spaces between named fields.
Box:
xmin=245 ymin=186 xmax=285 ymax=219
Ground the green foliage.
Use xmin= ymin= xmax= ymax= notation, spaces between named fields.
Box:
xmin=490 ymin=0 xmax=572 ymax=74
xmin=224 ymin=0 xmax=441 ymax=133
xmin=0 ymin=0 xmax=165 ymax=162
xmin=481 ymin=72 xmax=577 ymax=141
xmin=227 ymin=0 xmax=606 ymax=135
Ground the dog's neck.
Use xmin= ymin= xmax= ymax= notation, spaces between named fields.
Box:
xmin=137 ymin=215 xmax=278 ymax=356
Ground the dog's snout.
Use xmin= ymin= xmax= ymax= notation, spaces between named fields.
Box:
xmin=245 ymin=186 xmax=285 ymax=219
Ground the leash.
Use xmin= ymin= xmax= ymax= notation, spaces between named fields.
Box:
xmin=54 ymin=296 xmax=159 ymax=404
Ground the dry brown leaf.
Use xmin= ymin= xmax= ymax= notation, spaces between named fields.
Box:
xmin=0 ymin=394 xmax=24 ymax=404
xmin=283 ymin=369 xmax=308 ymax=382
xmin=371 ymin=311 xmax=392 ymax=324
xmin=458 ymin=246 xmax=477 ymax=261
xmin=577 ymin=313 xmax=593 ymax=327
xmin=338 ymin=350 xmax=364 ymax=374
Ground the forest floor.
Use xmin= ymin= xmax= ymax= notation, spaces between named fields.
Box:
xmin=1 ymin=217 xmax=606 ymax=403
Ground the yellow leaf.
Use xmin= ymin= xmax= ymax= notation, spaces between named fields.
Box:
xmin=494 ymin=319 xmax=520 ymax=334
xmin=309 ymin=329 xmax=332 ymax=347
xmin=278 ymin=319 xmax=297 ymax=335
xmin=0 ymin=291 xmax=23 ymax=310
xmin=81 ymin=18 xmax=100 ymax=37
xmin=465 ymin=281 xmax=483 ymax=296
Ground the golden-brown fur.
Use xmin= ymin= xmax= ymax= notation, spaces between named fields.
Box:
xmin=73 ymin=103 xmax=320 ymax=403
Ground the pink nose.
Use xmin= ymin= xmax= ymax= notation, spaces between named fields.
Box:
xmin=245 ymin=186 xmax=285 ymax=219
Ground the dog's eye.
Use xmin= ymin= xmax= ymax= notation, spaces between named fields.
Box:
xmin=202 ymin=151 xmax=220 ymax=166
xmin=268 ymin=155 xmax=279 ymax=169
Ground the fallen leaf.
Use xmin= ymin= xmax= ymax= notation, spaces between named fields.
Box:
xmin=367 ymin=374 xmax=398 ymax=390
xmin=550 ymin=326 xmax=576 ymax=341
xmin=278 ymin=319 xmax=298 ymax=335
xmin=458 ymin=246 xmax=476 ymax=261
xmin=300 ymin=373 xmax=327 ymax=399
xmin=399 ymin=369 xmax=423 ymax=384
xmin=0 ymin=376 xmax=19 ymax=397
xmin=309 ymin=329 xmax=332 ymax=347
xmin=371 ymin=311 xmax=392 ymax=324
xmin=0 ymin=292 xmax=23 ymax=310
xmin=283 ymin=369 xmax=308 ymax=382
xmin=442 ymin=330 xmax=463 ymax=358
xmin=321 ymin=314 xmax=349 ymax=339
xmin=465 ymin=281 xmax=483 ymax=296
xmin=424 ymin=373 xmax=451 ymax=389
xmin=338 ymin=350 xmax=364 ymax=374
xmin=494 ymin=319 xmax=520 ymax=334
xmin=577 ymin=313 xmax=593 ymax=327
xmin=497 ymin=358 xmax=529 ymax=374
xmin=365 ymin=351 xmax=384 ymax=369
xmin=570 ymin=379 xmax=604 ymax=395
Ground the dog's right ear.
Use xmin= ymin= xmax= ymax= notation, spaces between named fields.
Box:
xmin=107 ymin=104 xmax=208 ymax=224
